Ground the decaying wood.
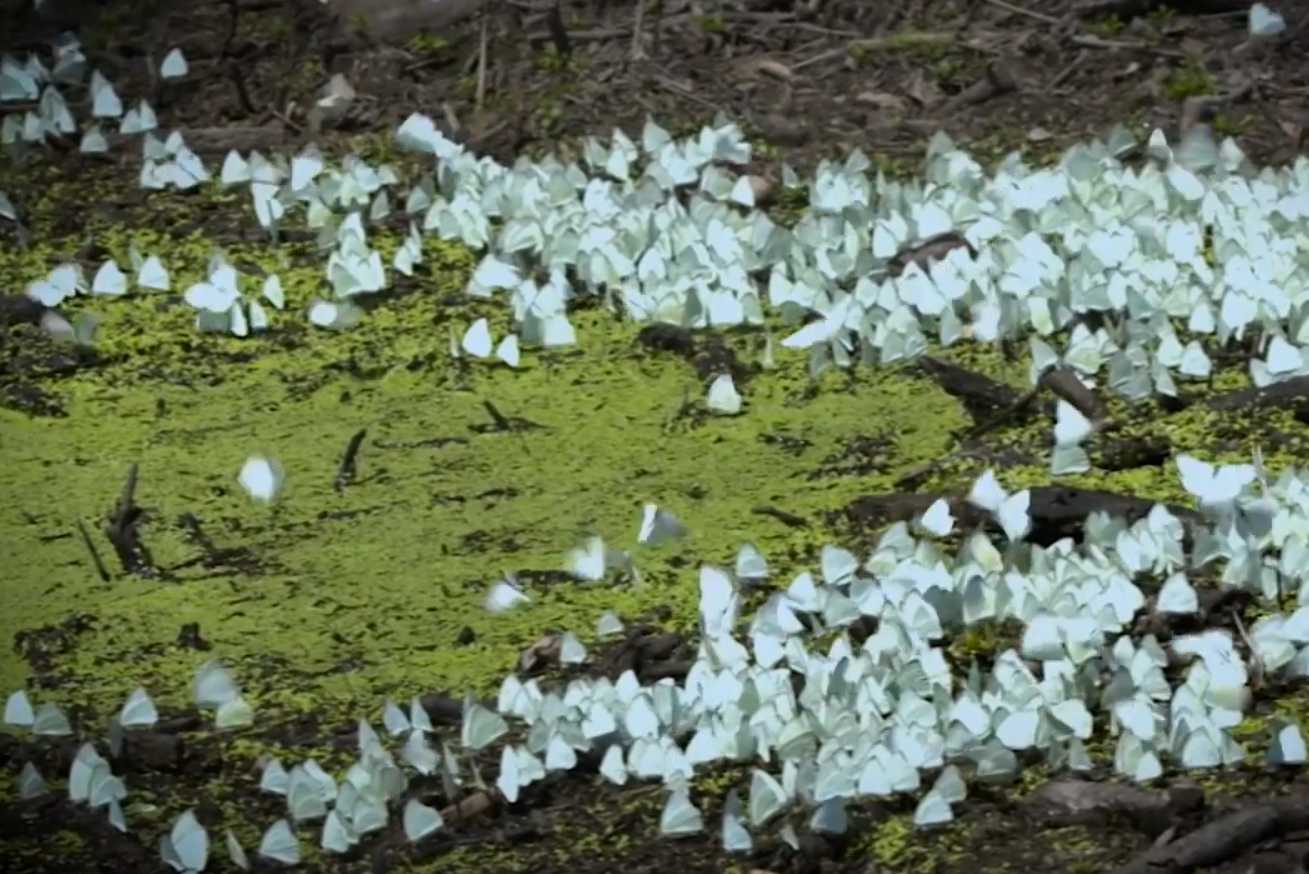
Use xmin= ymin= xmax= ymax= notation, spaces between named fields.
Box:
xmin=1040 ymin=367 xmax=1106 ymax=424
xmin=1021 ymin=779 xmax=1204 ymax=839
xmin=841 ymin=485 xmax=1203 ymax=545
xmin=1108 ymin=791 xmax=1309 ymax=874
xmin=918 ymin=356 xmax=1026 ymax=421
xmin=1208 ymin=374 xmax=1309 ymax=419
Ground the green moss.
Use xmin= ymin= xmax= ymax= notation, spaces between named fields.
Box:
xmin=1211 ymin=111 xmax=1250 ymax=137
xmin=406 ymin=32 xmax=453 ymax=54
xmin=0 ymin=161 xmax=970 ymax=710
xmin=859 ymin=814 xmax=970 ymax=871
xmin=696 ymin=14 xmax=726 ymax=34
xmin=1084 ymin=15 xmax=1126 ymax=35
xmin=1163 ymin=56 xmax=1216 ymax=101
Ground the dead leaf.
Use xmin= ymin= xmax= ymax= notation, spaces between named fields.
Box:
xmin=855 ymin=91 xmax=906 ymax=112
xmin=733 ymin=57 xmax=795 ymax=83
xmin=519 ymin=634 xmax=561 ymax=673
xmin=760 ymin=115 xmax=808 ymax=147
xmin=904 ymin=68 xmax=944 ymax=108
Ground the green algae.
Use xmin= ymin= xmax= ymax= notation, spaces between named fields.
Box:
xmin=0 ymin=228 xmax=967 ymax=717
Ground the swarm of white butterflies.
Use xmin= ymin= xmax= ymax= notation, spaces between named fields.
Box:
xmin=10 ymin=454 xmax=1309 ymax=864
xmin=10 ymin=20 xmax=1309 ymax=407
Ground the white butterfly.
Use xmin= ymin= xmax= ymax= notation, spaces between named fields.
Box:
xmin=160 ymin=47 xmax=188 ymax=79
xmin=720 ymin=788 xmax=752 ymax=852
xmin=485 ymin=578 xmax=530 ymax=612
xmin=224 ymin=829 xmax=249 ymax=871
xmin=460 ymin=696 xmax=508 ymax=751
xmin=734 ymin=542 xmax=769 ymax=579
xmin=4 ymin=690 xmax=34 ymax=726
xmin=595 ymin=610 xmax=624 ymax=636
xmin=18 ymin=762 xmax=46 ymax=799
xmin=567 ymin=536 xmax=607 ymax=581
xmin=698 ymin=565 xmax=739 ymax=637
xmin=1176 ymin=454 xmax=1255 ymax=506
xmin=706 ymin=373 xmax=742 ymax=415
xmin=1054 ymin=400 xmax=1093 ymax=446
xmin=658 ymin=786 xmax=704 ymax=837
xmin=260 ymin=758 xmax=289 ymax=795
xmin=638 ymin=504 xmax=686 ymax=546
xmin=193 ymin=661 xmax=239 ymax=708
xmin=215 ymin=696 xmax=254 ymax=729
xmin=913 ymin=788 xmax=953 ymax=826
xmin=495 ymin=333 xmax=520 ymax=367
xmin=748 ymin=768 xmax=790 ymax=826
xmin=1268 ymin=718 xmax=1306 ymax=765
xmin=258 ymin=818 xmax=300 ymax=864
xmin=238 ymin=455 xmax=283 ymax=503
xmin=1156 ymin=573 xmax=1198 ymax=615
xmin=161 ymin=809 xmax=209 ymax=873
xmin=917 ymin=498 xmax=954 ymax=536
xmin=461 ymin=318 xmax=493 ymax=358
xmin=1249 ymin=3 xmax=1286 ymax=38
xmin=403 ymin=798 xmax=443 ymax=842
xmin=320 ymin=810 xmax=354 ymax=853
xmin=119 ymin=687 xmax=158 ymax=728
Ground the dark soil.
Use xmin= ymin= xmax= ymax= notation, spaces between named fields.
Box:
xmin=2 ymin=1 xmax=1308 ymax=874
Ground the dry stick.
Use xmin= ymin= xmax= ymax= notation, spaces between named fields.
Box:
xmin=104 ymin=463 xmax=148 ymax=575
xmin=1050 ymin=49 xmax=1088 ymax=89
xmin=334 ymin=428 xmax=368 ymax=491
xmin=474 ymin=12 xmax=490 ymax=113
xmin=226 ymin=61 xmax=258 ymax=116
xmin=959 ymin=385 xmax=1041 ymax=443
xmin=980 ymin=0 xmax=1064 ymax=25
xmin=543 ymin=1 xmax=572 ymax=58
xmin=945 ymin=62 xmax=1017 ymax=110
xmin=751 ymin=505 xmax=809 ymax=528
xmin=1040 ymin=367 xmax=1107 ymax=424
xmin=1069 ymin=32 xmax=1187 ymax=57
xmin=482 ymin=400 xmax=511 ymax=431
xmin=1228 ymin=606 xmax=1266 ymax=691
xmin=1107 ymin=795 xmax=1309 ymax=874
xmin=76 ymin=519 xmax=110 ymax=582
xmin=631 ymin=0 xmax=648 ymax=59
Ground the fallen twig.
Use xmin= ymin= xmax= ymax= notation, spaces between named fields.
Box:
xmin=1040 ymin=367 xmax=1107 ymax=424
xmin=475 ymin=10 xmax=490 ymax=113
xmin=630 ymin=0 xmax=650 ymax=59
xmin=334 ymin=428 xmax=368 ymax=491
xmin=482 ymin=400 xmax=511 ymax=431
xmin=103 ymin=463 xmax=155 ymax=577
xmin=980 ymin=0 xmax=1064 ymax=26
xmin=1107 ymin=792 xmax=1309 ymax=874
xmin=543 ymin=1 xmax=572 ymax=59
xmin=945 ymin=62 xmax=1017 ymax=109
xmin=75 ymin=518 xmax=110 ymax=582
xmin=751 ymin=505 xmax=809 ymax=528
xmin=918 ymin=356 xmax=1028 ymax=421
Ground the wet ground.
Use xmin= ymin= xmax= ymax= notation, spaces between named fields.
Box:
xmin=1 ymin=1 xmax=1308 ymax=873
